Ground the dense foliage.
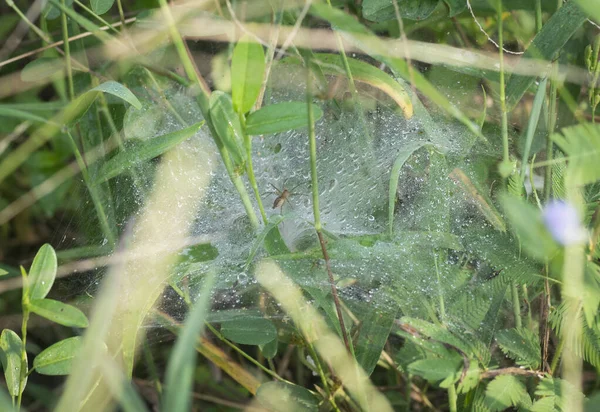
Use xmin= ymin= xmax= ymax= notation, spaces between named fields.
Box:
xmin=1 ymin=0 xmax=600 ymax=411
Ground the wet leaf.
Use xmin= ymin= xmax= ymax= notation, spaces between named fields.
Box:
xmin=28 ymin=244 xmax=57 ymax=300
xmin=259 ymin=338 xmax=278 ymax=359
xmin=245 ymin=102 xmax=323 ymax=135
xmin=96 ymin=121 xmax=204 ymax=182
xmin=209 ymin=91 xmax=246 ymax=167
xmin=28 ymin=299 xmax=89 ymax=328
xmin=0 ymin=329 xmax=25 ymax=397
xmin=33 ymin=337 xmax=82 ymax=375
xmin=90 ymin=81 xmax=142 ymax=110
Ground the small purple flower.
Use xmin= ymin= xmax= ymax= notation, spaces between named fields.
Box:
xmin=542 ymin=200 xmax=587 ymax=246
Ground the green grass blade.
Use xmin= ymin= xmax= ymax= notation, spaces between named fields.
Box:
xmin=505 ymin=1 xmax=587 ymax=109
xmin=162 ymin=272 xmax=215 ymax=412
xmin=520 ymin=77 xmax=547 ymax=179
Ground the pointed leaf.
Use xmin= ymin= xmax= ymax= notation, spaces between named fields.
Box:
xmin=29 ymin=299 xmax=89 ymax=328
xmin=0 ymin=329 xmax=25 ymax=397
xmin=231 ymin=36 xmax=265 ymax=114
xmin=162 ymin=273 xmax=215 ymax=412
xmin=33 ymin=337 xmax=82 ymax=375
xmin=90 ymin=81 xmax=141 ymax=109
xmin=28 ymin=243 xmax=57 ymax=300
xmin=96 ymin=121 xmax=204 ymax=182
xmin=245 ymin=102 xmax=323 ymax=135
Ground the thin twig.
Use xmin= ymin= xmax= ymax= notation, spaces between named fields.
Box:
xmin=480 ymin=367 xmax=545 ymax=379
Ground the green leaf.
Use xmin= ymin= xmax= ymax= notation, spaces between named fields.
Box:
xmin=29 ymin=299 xmax=89 ymax=328
xmin=520 ymin=77 xmax=548 ymax=179
xmin=209 ymin=91 xmax=246 ymax=167
xmin=33 ymin=337 xmax=82 ymax=375
xmin=485 ymin=375 xmax=531 ymax=411
xmin=407 ymin=357 xmax=462 ymax=385
xmin=256 ymin=381 xmax=319 ymax=412
xmin=442 ymin=0 xmax=467 ymax=16
xmin=362 ymin=0 xmax=440 ymax=22
xmin=231 ymin=36 xmax=265 ymax=114
xmin=96 ymin=121 xmax=204 ymax=183
xmin=505 ymin=1 xmax=587 ymax=109
xmin=500 ymin=194 xmax=559 ymax=260
xmin=552 ymin=123 xmax=600 ymax=186
xmin=90 ymin=0 xmax=115 ymax=15
xmin=0 ymin=106 xmax=56 ymax=125
xmin=28 ymin=243 xmax=57 ymax=300
xmin=457 ymin=362 xmax=481 ymax=394
xmin=535 ymin=376 xmax=585 ymax=411
xmin=496 ymin=328 xmax=541 ymax=369
xmin=0 ymin=269 xmax=7 ymax=276
xmin=259 ymin=338 xmax=278 ymax=359
xmin=220 ymin=317 xmax=277 ymax=345
xmin=90 ymin=81 xmax=142 ymax=110
xmin=389 ymin=142 xmax=426 ymax=235
xmin=245 ymin=102 xmax=323 ymax=136
xmin=0 ymin=329 xmax=25 ymax=397
xmin=162 ymin=273 xmax=215 ymax=412
xmin=245 ymin=215 xmax=286 ymax=268
xmin=21 ymin=58 xmax=64 ymax=82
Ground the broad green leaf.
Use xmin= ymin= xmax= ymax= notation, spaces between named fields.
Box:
xmin=388 ymin=142 xmax=426 ymax=235
xmin=496 ymin=328 xmax=541 ymax=369
xmin=485 ymin=375 xmax=532 ymax=411
xmin=256 ymin=381 xmax=319 ymax=412
xmin=302 ymin=53 xmax=413 ymax=118
xmin=29 ymin=299 xmax=89 ymax=328
xmin=162 ymin=273 xmax=215 ymax=412
xmin=95 ymin=121 xmax=204 ymax=182
xmin=259 ymin=338 xmax=278 ymax=359
xmin=28 ymin=243 xmax=57 ymax=300
xmin=0 ymin=269 xmax=7 ymax=276
xmin=500 ymin=194 xmax=559 ymax=260
xmin=90 ymin=81 xmax=141 ymax=110
xmin=362 ymin=0 xmax=439 ymax=22
xmin=90 ymin=0 xmax=115 ymax=15
xmin=231 ymin=36 xmax=265 ymax=114
xmin=209 ymin=91 xmax=246 ymax=167
xmin=442 ymin=0 xmax=467 ymax=16
xmin=21 ymin=58 xmax=64 ymax=82
xmin=245 ymin=102 xmax=323 ymax=135
xmin=506 ymin=1 xmax=587 ymax=109
xmin=220 ymin=317 xmax=277 ymax=345
xmin=33 ymin=337 xmax=82 ymax=375
xmin=552 ymin=123 xmax=600 ymax=186
xmin=407 ymin=357 xmax=462 ymax=385
xmin=0 ymin=329 xmax=25 ymax=397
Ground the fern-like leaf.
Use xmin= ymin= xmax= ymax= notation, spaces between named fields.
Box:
xmin=484 ymin=375 xmax=532 ymax=411
xmin=496 ymin=328 xmax=541 ymax=370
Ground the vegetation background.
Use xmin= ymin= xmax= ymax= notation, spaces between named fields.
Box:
xmin=1 ymin=0 xmax=600 ymax=411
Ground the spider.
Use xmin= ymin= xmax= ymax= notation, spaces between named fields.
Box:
xmin=264 ymin=182 xmax=305 ymax=213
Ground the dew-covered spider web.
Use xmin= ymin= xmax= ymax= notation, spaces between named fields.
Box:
xmin=51 ymin=57 xmax=539 ymax=358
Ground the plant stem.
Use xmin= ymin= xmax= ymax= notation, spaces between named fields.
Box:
xmin=61 ymin=0 xmax=74 ymax=101
xmin=550 ymin=335 xmax=565 ymax=375
xmin=240 ymin=116 xmax=267 ymax=223
xmin=447 ymin=384 xmax=457 ymax=412
xmin=512 ymin=281 xmax=522 ymax=329
xmin=497 ymin=1 xmax=509 ymax=169
xmin=17 ymin=269 xmax=30 ymax=410
xmin=306 ymin=59 xmax=351 ymax=353
xmin=434 ymin=253 xmax=446 ymax=324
